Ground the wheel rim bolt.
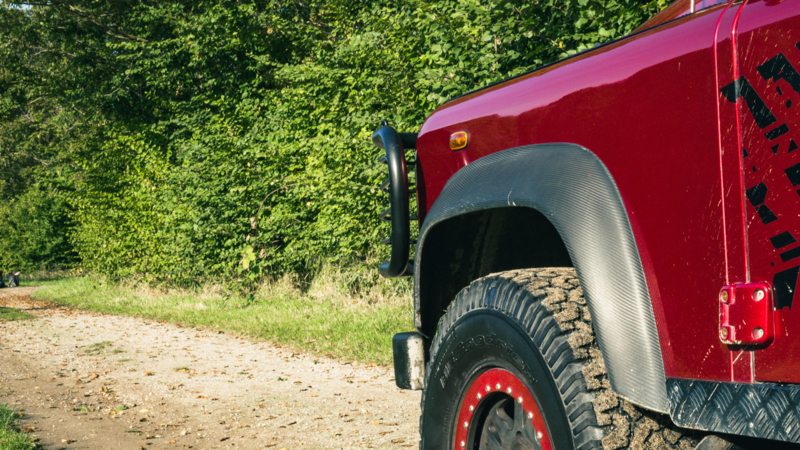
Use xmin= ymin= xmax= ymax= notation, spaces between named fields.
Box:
xmin=527 ymin=412 xmax=533 ymax=419
xmin=469 ymin=405 xmax=474 ymax=412
xmin=506 ymin=387 xmax=512 ymax=394
xmin=463 ymin=421 xmax=468 ymax=429
xmin=517 ymin=397 xmax=523 ymax=404
xmin=495 ymin=383 xmax=501 ymax=390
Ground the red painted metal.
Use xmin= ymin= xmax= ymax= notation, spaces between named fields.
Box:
xmin=415 ymin=0 xmax=800 ymax=385
xmin=713 ymin=1 xmax=738 ymax=286
xmin=635 ymin=0 xmax=731 ymax=32
xmin=454 ymin=368 xmax=551 ymax=450
xmin=728 ymin=0 xmax=800 ymax=383
xmin=711 ymin=1 xmax=754 ymax=384
xmin=417 ymin=5 xmax=736 ymax=382
xmin=719 ymin=282 xmax=774 ymax=346
xmin=722 ymin=0 xmax=756 ymax=384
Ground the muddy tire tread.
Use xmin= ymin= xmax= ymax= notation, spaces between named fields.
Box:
xmin=420 ymin=268 xmax=699 ymax=450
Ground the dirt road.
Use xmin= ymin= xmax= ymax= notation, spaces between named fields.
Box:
xmin=0 ymin=287 xmax=421 ymax=449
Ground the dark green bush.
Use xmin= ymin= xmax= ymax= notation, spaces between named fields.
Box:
xmin=0 ymin=184 xmax=76 ymax=271
xmin=0 ymin=0 xmax=668 ymax=282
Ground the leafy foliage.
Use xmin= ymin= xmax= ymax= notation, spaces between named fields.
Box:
xmin=0 ymin=184 xmax=76 ymax=271
xmin=0 ymin=0 xmax=668 ymax=282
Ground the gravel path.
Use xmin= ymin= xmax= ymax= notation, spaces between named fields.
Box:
xmin=0 ymin=287 xmax=421 ymax=449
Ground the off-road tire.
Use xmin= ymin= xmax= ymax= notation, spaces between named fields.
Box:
xmin=420 ymin=268 xmax=699 ymax=450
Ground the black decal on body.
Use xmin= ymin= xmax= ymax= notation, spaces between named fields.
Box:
xmin=772 ymin=144 xmax=780 ymax=155
xmin=722 ymin=77 xmax=778 ymax=129
xmin=771 ymin=231 xmax=797 ymax=249
xmin=757 ymin=53 xmax=800 ymax=97
xmin=758 ymin=205 xmax=778 ymax=224
xmin=743 ymin=148 xmax=749 ymax=158
xmin=790 ymin=139 xmax=799 ymax=153
xmin=785 ymin=163 xmax=800 ymax=186
xmin=747 ymin=183 xmax=769 ymax=204
xmin=781 ymin=246 xmax=800 ymax=263
xmin=773 ymin=266 xmax=800 ymax=310
xmin=766 ymin=124 xmax=790 ymax=141
xmin=746 ymin=183 xmax=778 ymax=224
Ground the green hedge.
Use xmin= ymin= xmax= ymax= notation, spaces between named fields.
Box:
xmin=0 ymin=0 xmax=668 ymax=282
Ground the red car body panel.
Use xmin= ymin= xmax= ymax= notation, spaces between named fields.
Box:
xmin=415 ymin=1 xmax=800 ymax=384
xmin=716 ymin=2 xmax=754 ymax=383
xmin=732 ymin=1 xmax=800 ymax=383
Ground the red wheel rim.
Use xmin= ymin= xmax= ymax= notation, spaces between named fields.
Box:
xmin=454 ymin=368 xmax=552 ymax=450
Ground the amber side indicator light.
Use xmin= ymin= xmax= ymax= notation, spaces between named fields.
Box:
xmin=450 ymin=131 xmax=469 ymax=151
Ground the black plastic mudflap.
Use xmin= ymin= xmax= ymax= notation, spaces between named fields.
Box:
xmin=392 ymin=332 xmax=428 ymax=390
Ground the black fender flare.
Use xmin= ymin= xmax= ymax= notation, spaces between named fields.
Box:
xmin=414 ymin=143 xmax=669 ymax=413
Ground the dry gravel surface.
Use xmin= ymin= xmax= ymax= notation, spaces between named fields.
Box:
xmin=0 ymin=287 xmax=421 ymax=449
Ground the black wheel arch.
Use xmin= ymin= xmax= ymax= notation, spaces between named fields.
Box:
xmin=414 ymin=143 xmax=669 ymax=413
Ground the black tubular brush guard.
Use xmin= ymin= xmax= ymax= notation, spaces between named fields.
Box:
xmin=373 ymin=120 xmax=417 ymax=278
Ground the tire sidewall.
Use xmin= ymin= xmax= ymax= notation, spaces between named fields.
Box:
xmin=421 ymin=308 xmax=575 ymax=450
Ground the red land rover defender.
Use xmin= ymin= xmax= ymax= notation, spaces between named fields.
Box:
xmin=375 ymin=0 xmax=800 ymax=448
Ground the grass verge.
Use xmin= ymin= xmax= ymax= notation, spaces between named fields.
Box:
xmin=0 ymin=307 xmax=34 ymax=322
xmin=32 ymin=275 xmax=413 ymax=365
xmin=19 ymin=270 xmax=74 ymax=288
xmin=0 ymin=404 xmax=37 ymax=450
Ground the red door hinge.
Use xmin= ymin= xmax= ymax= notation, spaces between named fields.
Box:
xmin=719 ymin=282 xmax=774 ymax=346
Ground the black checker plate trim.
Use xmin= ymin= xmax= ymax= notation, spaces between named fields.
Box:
xmin=668 ymin=378 xmax=800 ymax=443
